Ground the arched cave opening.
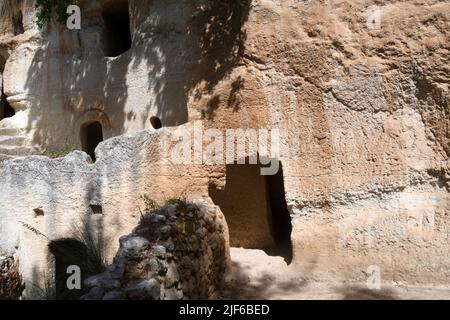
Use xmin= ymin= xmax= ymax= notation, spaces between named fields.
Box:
xmin=80 ymin=121 xmax=103 ymax=162
xmin=209 ymin=159 xmax=293 ymax=264
xmin=102 ymin=0 xmax=132 ymax=57
xmin=48 ymin=239 xmax=88 ymax=300
xmin=13 ymin=10 xmax=24 ymax=35
xmin=150 ymin=116 xmax=162 ymax=130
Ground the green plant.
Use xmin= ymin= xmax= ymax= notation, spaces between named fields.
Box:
xmin=35 ymin=0 xmax=79 ymax=28
xmin=165 ymin=194 xmax=188 ymax=213
xmin=43 ymin=144 xmax=77 ymax=159
xmin=141 ymin=195 xmax=159 ymax=213
xmin=72 ymin=218 xmax=107 ymax=276
xmin=165 ymin=198 xmax=183 ymax=206
xmin=86 ymin=155 xmax=94 ymax=164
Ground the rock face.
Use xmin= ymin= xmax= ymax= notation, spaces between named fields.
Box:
xmin=0 ymin=0 xmax=193 ymax=150
xmin=0 ymin=0 xmax=449 ymax=298
xmin=81 ymin=200 xmax=229 ymax=300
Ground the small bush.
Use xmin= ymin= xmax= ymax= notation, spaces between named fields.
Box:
xmin=139 ymin=195 xmax=188 ymax=216
xmin=141 ymin=195 xmax=159 ymax=212
xmin=72 ymin=218 xmax=107 ymax=276
xmin=35 ymin=0 xmax=79 ymax=28
xmin=165 ymin=198 xmax=183 ymax=206
xmin=0 ymin=254 xmax=25 ymax=300
xmin=43 ymin=145 xmax=77 ymax=159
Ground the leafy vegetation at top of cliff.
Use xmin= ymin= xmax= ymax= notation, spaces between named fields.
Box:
xmin=35 ymin=0 xmax=79 ymax=28
xmin=42 ymin=144 xmax=77 ymax=159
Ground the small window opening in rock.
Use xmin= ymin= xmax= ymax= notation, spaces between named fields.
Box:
xmin=33 ymin=207 xmax=44 ymax=217
xmin=13 ymin=11 xmax=24 ymax=35
xmin=90 ymin=204 xmax=103 ymax=215
xmin=209 ymin=158 xmax=293 ymax=264
xmin=102 ymin=0 xmax=132 ymax=57
xmin=49 ymin=239 xmax=88 ymax=300
xmin=150 ymin=116 xmax=162 ymax=130
xmin=80 ymin=121 xmax=103 ymax=163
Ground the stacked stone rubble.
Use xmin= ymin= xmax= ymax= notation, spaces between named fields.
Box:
xmin=82 ymin=199 xmax=229 ymax=300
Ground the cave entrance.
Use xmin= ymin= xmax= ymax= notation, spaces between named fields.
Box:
xmin=49 ymin=239 xmax=88 ymax=300
xmin=102 ymin=0 xmax=131 ymax=57
xmin=0 ymin=94 xmax=15 ymax=121
xmin=1 ymin=57 xmax=15 ymax=120
xmin=209 ymin=159 xmax=293 ymax=263
xmin=13 ymin=10 xmax=24 ymax=35
xmin=80 ymin=121 xmax=103 ymax=162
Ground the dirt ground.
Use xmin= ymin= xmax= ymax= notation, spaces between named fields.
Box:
xmin=220 ymin=248 xmax=450 ymax=300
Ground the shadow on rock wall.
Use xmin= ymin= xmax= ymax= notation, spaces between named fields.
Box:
xmin=130 ymin=0 xmax=251 ymax=124
xmin=187 ymin=0 xmax=251 ymax=97
xmin=22 ymin=0 xmax=251 ymax=146
xmin=24 ymin=19 xmax=128 ymax=148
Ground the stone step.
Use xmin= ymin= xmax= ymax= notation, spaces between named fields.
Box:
xmin=0 ymin=128 xmax=22 ymax=136
xmin=0 ymin=135 xmax=27 ymax=146
xmin=0 ymin=145 xmax=34 ymax=156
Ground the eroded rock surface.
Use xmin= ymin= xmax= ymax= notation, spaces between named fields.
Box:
xmin=0 ymin=0 xmax=448 ymax=297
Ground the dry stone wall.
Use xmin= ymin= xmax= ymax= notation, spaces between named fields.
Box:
xmin=81 ymin=200 xmax=229 ymax=300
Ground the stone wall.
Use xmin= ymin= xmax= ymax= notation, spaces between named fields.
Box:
xmin=0 ymin=127 xmax=200 ymax=297
xmin=0 ymin=125 xmax=230 ymax=298
xmin=82 ymin=200 xmax=229 ymax=300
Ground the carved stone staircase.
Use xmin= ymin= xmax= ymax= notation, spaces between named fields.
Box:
xmin=0 ymin=128 xmax=36 ymax=167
